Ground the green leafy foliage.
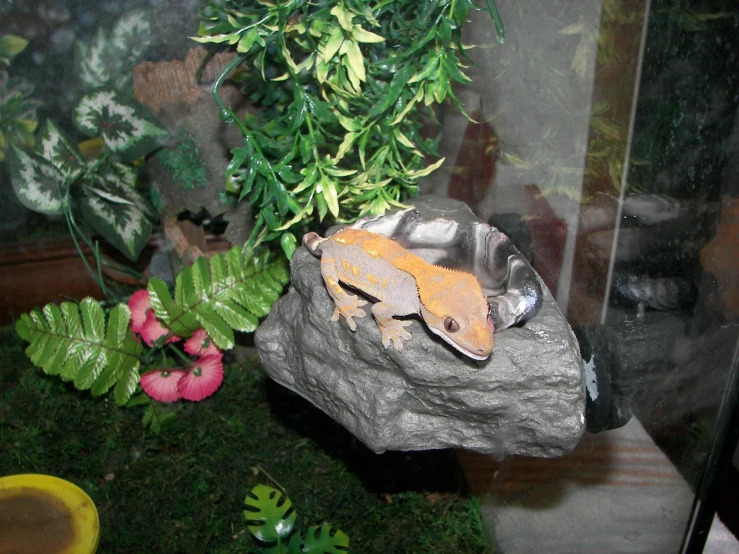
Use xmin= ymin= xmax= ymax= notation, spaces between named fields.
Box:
xmin=0 ymin=68 xmax=41 ymax=162
xmin=75 ymin=9 xmax=152 ymax=92
xmin=156 ymin=131 xmax=209 ymax=190
xmin=14 ymin=244 xmax=288 ymax=408
xmin=9 ymin=91 xmax=163 ymax=261
xmin=7 ymin=146 xmax=64 ymax=213
xmin=196 ymin=0 xmax=501 ymax=249
xmin=73 ymin=88 xmax=168 ymax=164
xmin=15 ymin=298 xmax=144 ymax=406
xmin=244 ymin=485 xmax=349 ymax=553
xmin=148 ymin=245 xmax=290 ymax=350
xmin=0 ymin=34 xmax=28 ymax=65
xmin=244 ymin=485 xmax=297 ymax=543
xmin=288 ymin=526 xmax=351 ymax=554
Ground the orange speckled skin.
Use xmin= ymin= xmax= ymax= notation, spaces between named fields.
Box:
xmin=304 ymin=228 xmax=494 ymax=360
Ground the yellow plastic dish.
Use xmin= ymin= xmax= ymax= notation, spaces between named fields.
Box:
xmin=0 ymin=474 xmax=100 ymax=554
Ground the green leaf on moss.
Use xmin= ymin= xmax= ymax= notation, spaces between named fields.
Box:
xmin=288 ymin=525 xmax=350 ymax=553
xmin=15 ymin=298 xmax=143 ymax=406
xmin=244 ymin=484 xmax=297 ymax=543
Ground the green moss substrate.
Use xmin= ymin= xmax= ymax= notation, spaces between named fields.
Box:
xmin=0 ymin=327 xmax=490 ymax=553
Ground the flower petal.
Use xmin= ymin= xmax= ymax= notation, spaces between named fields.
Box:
xmin=140 ymin=311 xmax=179 ymax=346
xmin=178 ymin=355 xmax=224 ymax=401
xmin=128 ymin=289 xmax=151 ymax=334
xmin=140 ymin=369 xmax=186 ymax=402
xmin=184 ymin=328 xmax=222 ymax=358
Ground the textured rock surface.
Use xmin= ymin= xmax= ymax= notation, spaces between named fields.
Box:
xmin=255 ymin=196 xmax=585 ymax=456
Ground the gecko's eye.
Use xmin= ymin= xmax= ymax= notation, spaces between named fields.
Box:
xmin=443 ymin=317 xmax=460 ymax=333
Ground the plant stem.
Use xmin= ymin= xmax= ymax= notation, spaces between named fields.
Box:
xmin=211 ymin=53 xmax=250 ymax=136
xmin=167 ymin=343 xmax=193 ymax=367
xmin=58 ymin=181 xmax=116 ymax=299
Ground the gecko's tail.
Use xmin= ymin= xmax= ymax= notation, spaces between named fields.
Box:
xmin=302 ymin=232 xmax=325 ymax=254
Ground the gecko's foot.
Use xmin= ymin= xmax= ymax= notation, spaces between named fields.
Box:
xmin=330 ymin=296 xmax=368 ymax=331
xmin=378 ymin=319 xmax=413 ymax=351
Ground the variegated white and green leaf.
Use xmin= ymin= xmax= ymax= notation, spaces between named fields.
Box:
xmin=75 ymin=28 xmax=115 ymax=89
xmin=37 ymin=120 xmax=85 ymax=178
xmin=75 ymin=10 xmax=151 ymax=91
xmin=110 ymin=10 xmax=151 ymax=63
xmin=80 ymin=181 xmax=153 ymax=261
xmin=96 ymin=164 xmax=158 ymax=221
xmin=8 ymin=146 xmax=65 ymax=214
xmin=98 ymin=162 xmax=137 ymax=189
xmin=73 ymin=88 xmax=168 ymax=163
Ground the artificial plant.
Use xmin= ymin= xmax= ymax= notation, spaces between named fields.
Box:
xmin=244 ymin=484 xmax=350 ymax=553
xmin=75 ymin=8 xmax=153 ymax=93
xmin=9 ymin=91 xmax=166 ymax=267
xmin=195 ymin=0 xmax=503 ymax=254
xmin=0 ymin=35 xmax=41 ymax=163
xmin=8 ymin=9 xmax=161 ymax=286
xmin=15 ymin=242 xmax=288 ymax=431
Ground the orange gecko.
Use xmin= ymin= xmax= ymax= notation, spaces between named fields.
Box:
xmin=303 ymin=228 xmax=494 ymax=360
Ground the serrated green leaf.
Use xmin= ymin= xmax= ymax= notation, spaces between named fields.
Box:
xmin=214 ymin=300 xmax=259 ymax=332
xmin=194 ymin=304 xmax=234 ymax=350
xmin=114 ymin=356 xmax=141 ymax=406
xmin=8 ymin=146 xmax=65 ymax=215
xmin=81 ymin=297 xmax=105 ymax=342
xmin=16 ymin=297 xmax=143 ymax=399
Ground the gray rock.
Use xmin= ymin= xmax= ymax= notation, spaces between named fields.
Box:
xmin=255 ymin=196 xmax=585 ymax=457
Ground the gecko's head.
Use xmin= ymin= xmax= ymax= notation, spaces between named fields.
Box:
xmin=419 ymin=275 xmax=494 ymax=361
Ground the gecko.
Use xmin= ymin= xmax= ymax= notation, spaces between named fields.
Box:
xmin=303 ymin=228 xmax=494 ymax=360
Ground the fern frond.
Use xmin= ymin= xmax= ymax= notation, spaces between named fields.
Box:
xmin=148 ymin=245 xmax=289 ymax=350
xmin=16 ymin=298 xmax=144 ymax=406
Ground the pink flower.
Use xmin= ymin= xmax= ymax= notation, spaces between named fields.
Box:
xmin=184 ymin=329 xmax=221 ymax=358
xmin=140 ymin=369 xmax=186 ymax=402
xmin=128 ymin=289 xmax=151 ymax=334
xmin=139 ymin=311 xmax=179 ymax=346
xmin=178 ymin=355 xmax=224 ymax=401
xmin=128 ymin=289 xmax=180 ymax=346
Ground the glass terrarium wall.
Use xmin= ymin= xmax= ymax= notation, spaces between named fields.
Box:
xmin=422 ymin=0 xmax=739 ymax=552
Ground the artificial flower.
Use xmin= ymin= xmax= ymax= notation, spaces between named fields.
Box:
xmin=178 ymin=354 xmax=224 ymax=401
xmin=184 ymin=329 xmax=221 ymax=358
xmin=140 ymin=311 xmax=179 ymax=346
xmin=140 ymin=369 xmax=186 ymax=402
xmin=128 ymin=289 xmax=151 ymax=334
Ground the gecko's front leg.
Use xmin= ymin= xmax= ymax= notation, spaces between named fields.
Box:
xmin=319 ymin=256 xmax=367 ymax=331
xmin=371 ymin=302 xmax=413 ymax=351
